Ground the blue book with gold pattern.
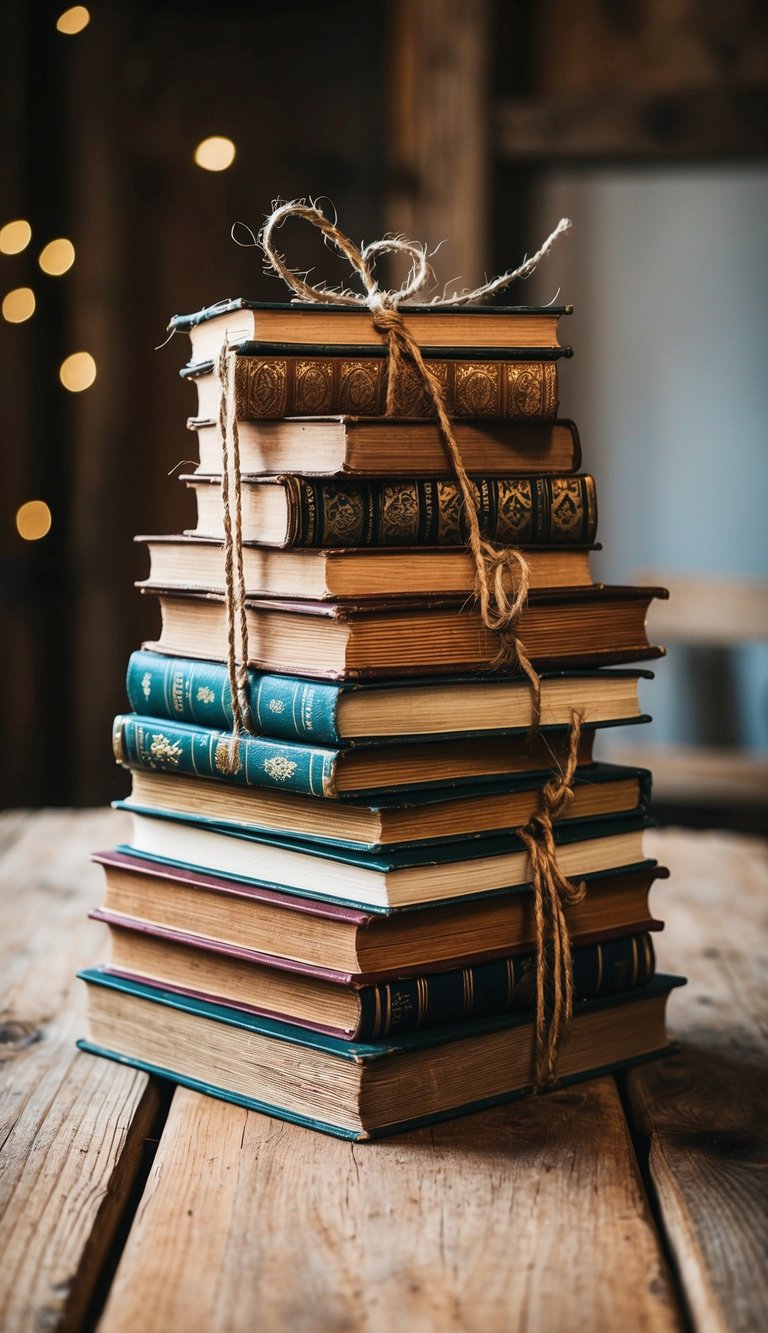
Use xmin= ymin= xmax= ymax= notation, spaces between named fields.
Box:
xmin=126 ymin=650 xmax=651 ymax=747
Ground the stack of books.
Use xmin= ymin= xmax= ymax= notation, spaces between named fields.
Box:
xmin=79 ymin=298 xmax=683 ymax=1140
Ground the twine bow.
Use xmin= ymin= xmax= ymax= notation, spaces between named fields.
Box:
xmin=218 ymin=199 xmax=585 ymax=1083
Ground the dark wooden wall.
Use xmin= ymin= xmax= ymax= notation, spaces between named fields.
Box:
xmin=2 ymin=0 xmax=766 ymax=807
xmin=1 ymin=0 xmax=388 ymax=806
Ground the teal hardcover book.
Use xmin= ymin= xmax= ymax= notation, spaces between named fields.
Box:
xmin=78 ymin=969 xmax=684 ymax=1140
xmin=115 ymin=806 xmax=654 ymax=910
xmin=126 ymin=650 xmax=653 ymax=747
xmin=121 ymin=761 xmax=651 ymax=853
xmin=112 ymin=710 xmax=605 ymax=800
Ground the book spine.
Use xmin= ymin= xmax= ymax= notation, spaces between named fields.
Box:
xmin=355 ymin=932 xmax=655 ymax=1039
xmin=113 ymin=712 xmax=339 ymax=798
xmin=233 ymin=355 xmax=559 ymax=421
xmin=284 ymin=474 xmax=596 ymax=548
xmin=126 ymin=651 xmax=344 ymax=744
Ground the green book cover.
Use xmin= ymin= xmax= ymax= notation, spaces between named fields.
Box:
xmin=126 ymin=650 xmax=653 ymax=748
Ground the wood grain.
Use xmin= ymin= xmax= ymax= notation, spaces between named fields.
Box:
xmin=0 ymin=808 xmax=161 ymax=1333
xmin=626 ymin=828 xmax=768 ymax=1333
xmin=388 ymin=0 xmax=490 ymax=289
xmin=99 ymin=1077 xmax=681 ymax=1333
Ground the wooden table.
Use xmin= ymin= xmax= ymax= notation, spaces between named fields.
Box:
xmin=1 ymin=811 xmax=766 ymax=1333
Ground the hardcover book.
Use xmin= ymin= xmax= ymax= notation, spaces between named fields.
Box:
xmin=126 ymin=651 xmax=651 ymax=745
xmin=141 ymin=585 xmax=667 ymax=680
xmin=95 ymin=919 xmax=656 ymax=1040
xmin=122 ymin=762 xmax=650 ymax=851
xmin=183 ymin=348 xmax=563 ymax=423
xmin=189 ymin=416 xmax=582 ymax=478
xmin=78 ymin=969 xmax=684 ymax=1140
xmin=116 ymin=807 xmax=654 ymax=910
xmin=94 ymin=849 xmax=668 ymax=974
xmin=137 ymin=536 xmax=596 ymax=601
xmin=112 ymin=710 xmax=599 ymax=799
xmin=169 ymin=298 xmax=572 ymax=360
xmin=184 ymin=473 xmax=598 ymax=549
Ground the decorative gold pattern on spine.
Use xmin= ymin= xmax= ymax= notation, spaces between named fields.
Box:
xmin=506 ymin=957 xmax=516 ymax=1010
xmin=416 ymin=977 xmax=427 ymax=1029
xmin=112 ymin=716 xmax=126 ymax=767
xmin=233 ymin=355 xmax=559 ymax=420
xmin=642 ymin=934 xmax=653 ymax=981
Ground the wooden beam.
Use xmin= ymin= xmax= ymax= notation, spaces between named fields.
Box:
xmin=388 ymin=0 xmax=492 ymax=289
xmin=626 ymin=827 xmax=768 ymax=1333
xmin=497 ymin=88 xmax=768 ymax=161
xmin=99 ymin=1077 xmax=682 ymax=1331
xmin=0 ymin=809 xmax=163 ymax=1333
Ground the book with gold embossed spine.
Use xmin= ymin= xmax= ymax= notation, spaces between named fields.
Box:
xmin=184 ymin=474 xmax=597 ymax=549
xmin=181 ymin=344 xmax=565 ymax=422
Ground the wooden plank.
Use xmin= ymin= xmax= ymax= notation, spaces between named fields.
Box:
xmin=388 ymin=0 xmax=491 ymax=289
xmin=0 ymin=808 xmax=164 ymax=1333
xmin=496 ymin=88 xmax=768 ymax=161
xmin=601 ymin=742 xmax=768 ymax=807
xmin=100 ymin=1077 xmax=682 ymax=1333
xmin=626 ymin=828 xmax=768 ymax=1333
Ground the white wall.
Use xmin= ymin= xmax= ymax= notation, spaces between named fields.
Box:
xmin=526 ymin=166 xmax=768 ymax=753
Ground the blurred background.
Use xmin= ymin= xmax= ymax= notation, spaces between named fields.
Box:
xmin=2 ymin=0 xmax=767 ymax=823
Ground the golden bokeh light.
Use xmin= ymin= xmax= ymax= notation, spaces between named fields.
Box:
xmin=194 ymin=136 xmax=237 ymax=172
xmin=16 ymin=500 xmax=52 ymax=542
xmin=2 ymin=287 xmax=36 ymax=323
xmin=39 ymin=238 xmax=76 ymax=276
xmin=60 ymin=351 xmax=97 ymax=392
xmin=56 ymin=6 xmax=90 ymax=35
xmin=0 ymin=219 xmax=32 ymax=254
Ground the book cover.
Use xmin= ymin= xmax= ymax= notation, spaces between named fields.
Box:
xmin=95 ymin=916 xmax=658 ymax=1040
xmin=77 ymin=969 xmax=684 ymax=1140
xmin=126 ymin=651 xmax=652 ymax=746
xmin=182 ymin=349 xmax=563 ymax=422
xmin=185 ymin=473 xmax=597 ymax=549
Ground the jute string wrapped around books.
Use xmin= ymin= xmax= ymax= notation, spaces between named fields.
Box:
xmin=217 ymin=199 xmax=582 ymax=1086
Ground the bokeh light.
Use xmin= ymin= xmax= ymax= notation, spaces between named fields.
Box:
xmin=60 ymin=351 xmax=97 ymax=391
xmin=0 ymin=220 xmax=32 ymax=254
xmin=194 ymin=136 xmax=236 ymax=172
xmin=39 ymin=238 xmax=76 ymax=275
xmin=56 ymin=6 xmax=90 ymax=35
xmin=2 ymin=287 xmax=36 ymax=323
xmin=16 ymin=500 xmax=52 ymax=541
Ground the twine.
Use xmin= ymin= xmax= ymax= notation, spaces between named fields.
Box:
xmin=518 ymin=711 xmax=587 ymax=1088
xmin=216 ymin=199 xmax=585 ymax=1083
xmin=217 ymin=347 xmax=251 ymax=772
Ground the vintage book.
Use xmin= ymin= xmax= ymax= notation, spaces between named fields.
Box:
xmin=142 ymin=585 xmax=667 ymax=679
xmin=170 ymin=298 xmax=571 ymax=361
xmin=79 ymin=969 xmax=684 ymax=1139
xmin=95 ymin=918 xmax=656 ymax=1041
xmin=117 ymin=808 xmax=653 ymax=910
xmin=185 ymin=474 xmax=597 ymax=549
xmin=93 ymin=850 xmax=668 ymax=975
xmin=127 ymin=651 xmax=651 ymax=744
xmin=112 ymin=711 xmax=597 ymax=799
xmin=183 ymin=348 xmax=563 ymax=422
xmin=190 ymin=416 xmax=582 ymax=478
xmin=122 ymin=762 xmax=650 ymax=851
xmin=137 ymin=536 xmax=596 ymax=601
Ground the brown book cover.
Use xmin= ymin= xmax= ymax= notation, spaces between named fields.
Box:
xmin=142 ymin=584 xmax=668 ymax=679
